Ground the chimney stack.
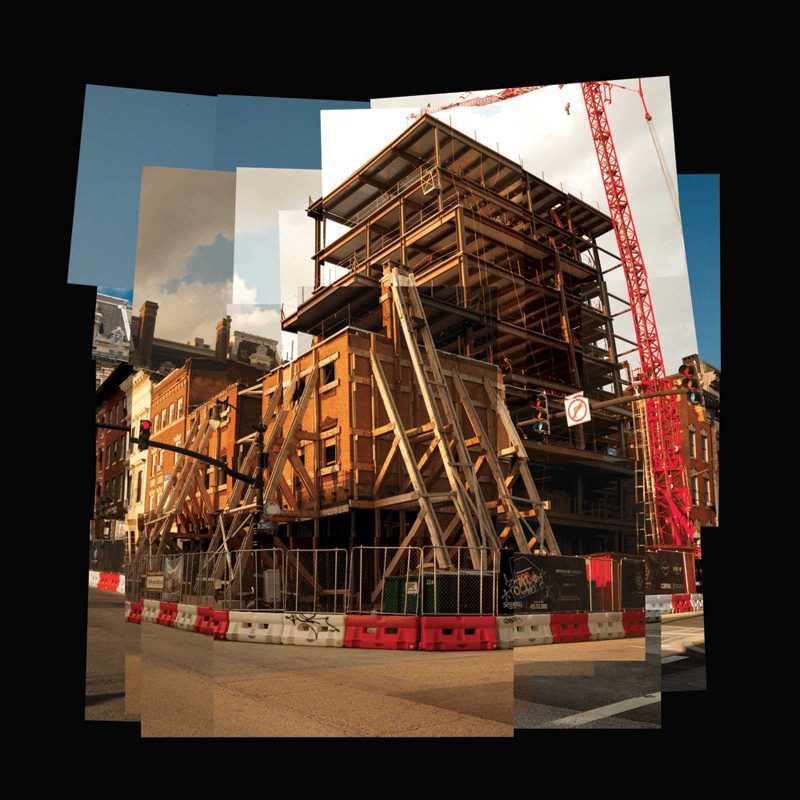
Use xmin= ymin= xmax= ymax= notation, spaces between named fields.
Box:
xmin=135 ymin=301 xmax=159 ymax=367
xmin=215 ymin=315 xmax=231 ymax=361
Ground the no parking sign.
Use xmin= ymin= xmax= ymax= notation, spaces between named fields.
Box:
xmin=565 ymin=391 xmax=591 ymax=427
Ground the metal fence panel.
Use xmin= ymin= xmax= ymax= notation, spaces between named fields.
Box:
xmin=349 ymin=546 xmax=423 ymax=615
xmin=220 ymin=548 xmax=285 ymax=611
xmin=421 ymin=546 xmax=498 ymax=616
xmin=284 ymin=549 xmax=348 ymax=614
xmin=142 ymin=554 xmax=165 ymax=602
xmin=123 ymin=560 xmax=145 ymax=602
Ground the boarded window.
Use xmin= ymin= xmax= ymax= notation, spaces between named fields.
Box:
xmin=325 ymin=439 xmax=337 ymax=466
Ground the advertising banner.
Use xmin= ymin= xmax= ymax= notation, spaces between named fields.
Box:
xmin=162 ymin=555 xmax=183 ymax=602
xmin=621 ymin=558 xmax=645 ymax=610
xmin=645 ymin=550 xmax=687 ymax=594
xmin=500 ymin=551 xmax=590 ymax=614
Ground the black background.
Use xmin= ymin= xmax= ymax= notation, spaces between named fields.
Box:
xmin=41 ymin=49 xmax=731 ymax=755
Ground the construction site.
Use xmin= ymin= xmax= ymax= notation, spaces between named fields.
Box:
xmin=116 ymin=84 xmax=701 ymax=637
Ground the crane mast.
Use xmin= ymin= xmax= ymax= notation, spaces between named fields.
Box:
xmin=581 ymin=82 xmax=693 ymax=547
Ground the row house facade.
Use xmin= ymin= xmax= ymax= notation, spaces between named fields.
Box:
xmin=93 ymin=362 xmax=134 ymax=540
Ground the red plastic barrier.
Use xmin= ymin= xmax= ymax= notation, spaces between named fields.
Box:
xmin=212 ymin=609 xmax=230 ymax=640
xmin=344 ymin=615 xmax=419 ymax=650
xmin=98 ymin=573 xmax=121 ymax=592
xmin=671 ymin=593 xmax=691 ymax=614
xmin=157 ymin=601 xmax=178 ymax=627
xmin=418 ymin=616 xmax=498 ymax=651
xmin=550 ymin=613 xmax=591 ymax=644
xmin=622 ymin=610 xmax=645 ymax=638
xmin=131 ymin=601 xmax=143 ymax=624
xmin=196 ymin=606 xmax=216 ymax=635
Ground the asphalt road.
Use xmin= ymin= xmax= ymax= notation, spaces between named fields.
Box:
xmin=85 ymin=587 xmax=137 ymax=722
xmin=137 ymin=623 xmax=513 ymax=737
xmin=661 ymin=612 xmax=706 ymax=692
xmin=514 ymin=626 xmax=661 ymax=729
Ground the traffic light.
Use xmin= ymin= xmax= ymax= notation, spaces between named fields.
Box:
xmin=678 ymin=364 xmax=702 ymax=405
xmin=531 ymin=391 xmax=550 ymax=434
xmin=138 ymin=420 xmax=152 ymax=450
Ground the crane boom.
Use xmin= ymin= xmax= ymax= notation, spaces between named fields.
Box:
xmin=581 ymin=82 xmax=693 ymax=547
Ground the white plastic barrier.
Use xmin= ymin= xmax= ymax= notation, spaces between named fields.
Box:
xmin=142 ymin=599 xmax=160 ymax=624
xmin=280 ymin=613 xmax=345 ymax=647
xmin=588 ymin=612 xmax=625 ymax=641
xmin=690 ymin=593 xmax=704 ymax=611
xmin=175 ymin=604 xmax=199 ymax=632
xmin=125 ymin=601 xmax=131 ymax=621
xmin=496 ymin=614 xmax=553 ymax=649
xmin=116 ymin=575 xmax=125 ymax=595
xmin=646 ymin=594 xmax=672 ymax=622
xmin=89 ymin=571 xmax=100 ymax=589
xmin=227 ymin=611 xmax=284 ymax=644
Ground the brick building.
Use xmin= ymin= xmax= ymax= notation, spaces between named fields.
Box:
xmin=258 ymin=326 xmax=508 ymax=550
xmin=93 ymin=362 xmax=134 ymax=539
xmin=672 ymin=355 xmax=720 ymax=539
xmin=145 ymin=358 xmax=265 ymax=522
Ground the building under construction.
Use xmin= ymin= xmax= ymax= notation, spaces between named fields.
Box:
xmin=136 ymin=115 xmax=640 ymax=565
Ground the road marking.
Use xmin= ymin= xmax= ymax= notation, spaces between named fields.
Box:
xmin=661 ymin=655 xmax=689 ymax=664
xmin=548 ymin=693 xmax=661 ymax=727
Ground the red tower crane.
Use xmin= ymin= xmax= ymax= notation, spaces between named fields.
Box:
xmin=412 ymin=80 xmax=695 ymax=548
xmin=581 ymin=82 xmax=693 ymax=548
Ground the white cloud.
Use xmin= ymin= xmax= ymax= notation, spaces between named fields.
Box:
xmin=227 ymin=304 xmax=283 ymax=342
xmin=232 ymin=272 xmax=258 ymax=305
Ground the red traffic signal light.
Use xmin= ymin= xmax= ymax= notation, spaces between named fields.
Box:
xmin=531 ymin=392 xmax=550 ymax=434
xmin=678 ymin=364 xmax=702 ymax=405
xmin=138 ymin=420 xmax=152 ymax=450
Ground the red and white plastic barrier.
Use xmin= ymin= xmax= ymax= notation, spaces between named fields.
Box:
xmin=281 ymin=613 xmax=345 ymax=647
xmin=175 ymin=604 xmax=199 ymax=631
xmin=227 ymin=612 xmax=285 ymax=644
xmin=496 ymin=615 xmax=553 ymax=649
xmin=141 ymin=599 xmax=160 ymax=624
xmin=344 ymin=615 xmax=418 ymax=650
xmin=418 ymin=616 xmax=498 ymax=651
xmin=587 ymin=612 xmax=625 ymax=641
xmin=622 ymin=610 xmax=645 ymax=638
xmin=90 ymin=571 xmax=125 ymax=594
xmin=550 ymin=613 xmax=591 ymax=644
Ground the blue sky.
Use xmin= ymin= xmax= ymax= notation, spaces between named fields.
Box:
xmin=678 ymin=174 xmax=720 ymax=368
xmin=69 ymin=87 xmax=367 ymax=292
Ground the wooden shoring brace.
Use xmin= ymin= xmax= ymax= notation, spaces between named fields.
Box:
xmin=201 ymin=377 xmax=286 ymax=569
xmin=261 ymin=366 xmax=318 ymax=507
xmin=452 ymin=372 xmax=530 ymax=553
xmin=373 ymin=434 xmax=400 ymax=497
xmin=134 ymin=416 xmax=205 ymax=563
xmin=370 ymin=350 xmax=452 ymax=570
xmin=272 ymin=535 xmax=323 ymax=599
xmin=399 ymin=434 xmax=442 ymax=494
xmin=134 ymin=416 xmax=199 ymax=561
xmin=226 ymin=519 xmax=256 ymax=607
xmin=389 ymin=267 xmax=495 ymax=567
xmin=156 ymin=420 xmax=215 ymax=556
xmin=483 ymin=376 xmax=561 ymax=555
xmin=369 ymin=511 xmax=427 ymax=604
